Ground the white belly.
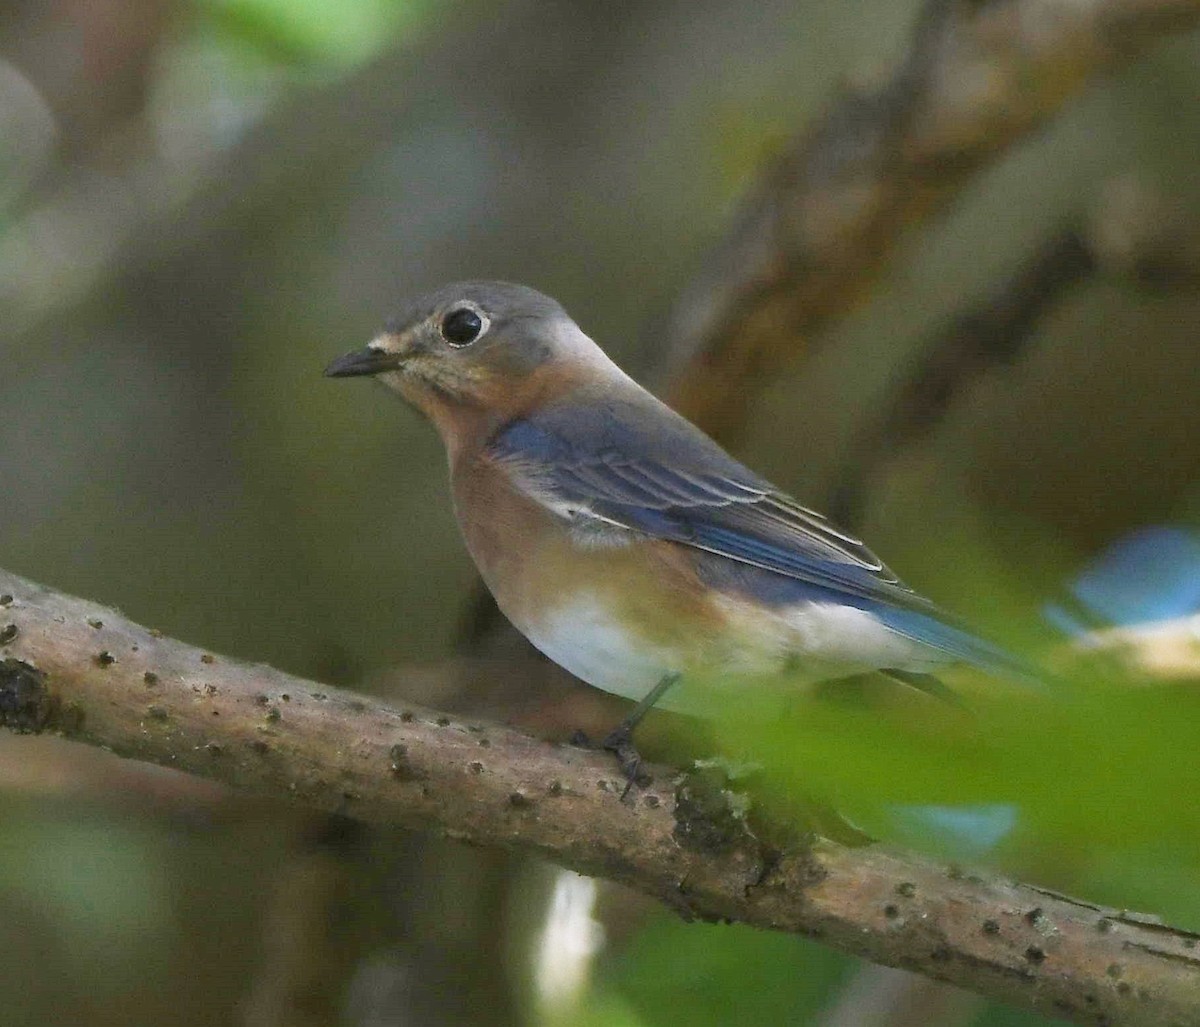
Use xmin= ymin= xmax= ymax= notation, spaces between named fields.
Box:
xmin=712 ymin=595 xmax=949 ymax=677
xmin=519 ymin=594 xmax=678 ymax=704
xmin=514 ymin=592 xmax=950 ymax=714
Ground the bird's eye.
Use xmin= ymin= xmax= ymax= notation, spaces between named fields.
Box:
xmin=440 ymin=307 xmax=484 ymax=346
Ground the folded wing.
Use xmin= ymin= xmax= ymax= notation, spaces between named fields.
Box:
xmin=489 ymin=392 xmax=928 ymax=608
xmin=487 ymin=389 xmax=1029 ymax=677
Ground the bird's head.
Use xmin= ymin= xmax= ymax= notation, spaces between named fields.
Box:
xmin=325 ymin=281 xmax=619 ymax=454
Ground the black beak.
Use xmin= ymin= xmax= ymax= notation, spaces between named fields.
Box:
xmin=324 ymin=346 xmax=404 ymax=378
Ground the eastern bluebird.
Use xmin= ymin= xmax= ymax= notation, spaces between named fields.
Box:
xmin=326 ymin=282 xmax=1027 ymax=776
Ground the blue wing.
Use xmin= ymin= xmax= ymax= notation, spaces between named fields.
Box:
xmin=486 ymin=388 xmax=1032 ymax=676
xmin=490 ymin=391 xmax=909 ymax=595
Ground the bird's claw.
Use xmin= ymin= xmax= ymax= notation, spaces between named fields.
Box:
xmin=602 ymin=726 xmax=651 ymax=798
xmin=568 ymin=726 xmax=647 ymax=797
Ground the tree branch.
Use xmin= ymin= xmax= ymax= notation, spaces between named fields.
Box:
xmin=659 ymin=0 xmax=1200 ymax=442
xmin=828 ymin=178 xmax=1200 ymax=526
xmin=830 ymin=224 xmax=1096 ymax=527
xmin=1 ymin=569 xmax=1198 ymax=1024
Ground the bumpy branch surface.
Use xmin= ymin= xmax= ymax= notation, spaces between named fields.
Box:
xmin=1 ymin=570 xmax=1199 ymax=1025
xmin=660 ymin=0 xmax=1200 ymax=441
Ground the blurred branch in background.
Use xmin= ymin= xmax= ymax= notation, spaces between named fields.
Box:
xmin=658 ymin=0 xmax=1200 ymax=444
xmin=0 ymin=730 xmax=230 ymax=812
xmin=831 ymin=225 xmax=1094 ymax=526
xmin=0 ymin=0 xmax=660 ymax=335
xmin=0 ymin=0 xmax=177 ymax=168
xmin=830 ymin=177 xmax=1200 ymax=527
xmin=3 ymin=569 xmax=1200 ymax=1027
xmin=242 ymin=815 xmax=377 ymax=1027
xmin=3 ymin=0 xmax=1200 ymax=1024
xmin=816 ymin=964 xmax=981 ymax=1027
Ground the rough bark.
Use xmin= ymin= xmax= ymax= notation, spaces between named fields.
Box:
xmin=1 ymin=569 xmax=1197 ymax=1026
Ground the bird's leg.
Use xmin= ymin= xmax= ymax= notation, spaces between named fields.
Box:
xmin=601 ymin=672 xmax=680 ymax=794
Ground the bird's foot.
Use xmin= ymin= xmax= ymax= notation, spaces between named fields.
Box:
xmin=574 ymin=673 xmax=680 ymax=798
xmin=567 ymin=726 xmax=649 ymax=797
xmin=601 ymin=723 xmax=652 ymax=798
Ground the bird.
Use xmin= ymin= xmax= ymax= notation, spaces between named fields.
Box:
xmin=325 ymin=281 xmax=1026 ymax=780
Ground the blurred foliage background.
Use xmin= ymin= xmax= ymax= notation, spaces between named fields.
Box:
xmin=2 ymin=0 xmax=1200 ymax=1024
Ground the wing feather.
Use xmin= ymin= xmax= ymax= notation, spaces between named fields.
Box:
xmin=486 ymin=396 xmax=1036 ymax=679
xmin=487 ymin=399 xmax=924 ymax=610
